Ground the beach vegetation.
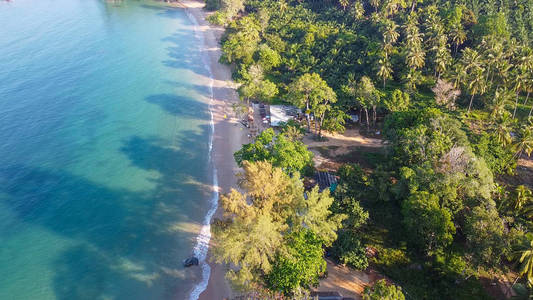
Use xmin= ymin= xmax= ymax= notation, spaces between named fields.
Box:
xmin=212 ymin=161 xmax=344 ymax=295
xmin=362 ymin=279 xmax=405 ymax=300
xmin=211 ymin=0 xmax=533 ymax=297
xmin=234 ymin=128 xmax=313 ymax=174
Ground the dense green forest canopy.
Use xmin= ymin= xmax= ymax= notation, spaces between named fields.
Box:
xmin=208 ymin=0 xmax=533 ymax=298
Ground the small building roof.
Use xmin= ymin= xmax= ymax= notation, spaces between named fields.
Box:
xmin=270 ymin=105 xmax=301 ymax=127
xmin=316 ymin=171 xmax=338 ymax=192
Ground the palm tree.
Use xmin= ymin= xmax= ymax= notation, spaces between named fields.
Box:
xmin=512 ymin=50 xmax=532 ymax=118
xmin=449 ymin=24 xmax=466 ymax=55
xmin=384 ymin=0 xmax=404 ymax=16
xmin=514 ymin=185 xmax=533 ymax=210
xmin=490 ymin=88 xmax=513 ymax=119
xmin=495 ymin=113 xmax=513 ymax=147
xmin=279 ymin=0 xmax=288 ymax=16
xmin=514 ymin=118 xmax=533 ymax=158
xmin=377 ymin=54 xmax=393 ymax=88
xmin=433 ymin=35 xmax=451 ymax=80
xmin=519 ymin=239 xmax=533 ymax=286
xmin=357 ymin=76 xmax=378 ymax=130
xmin=370 ymin=0 xmax=381 ymax=12
xmin=352 ymin=1 xmax=365 ymax=20
xmin=339 ymin=0 xmax=350 ymax=10
xmin=383 ymin=20 xmax=400 ymax=45
xmin=460 ymin=48 xmax=486 ymax=112
xmin=407 ymin=45 xmax=426 ymax=70
xmin=467 ymin=69 xmax=487 ymax=113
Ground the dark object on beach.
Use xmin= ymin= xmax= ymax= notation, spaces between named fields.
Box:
xmin=183 ymin=257 xmax=199 ymax=267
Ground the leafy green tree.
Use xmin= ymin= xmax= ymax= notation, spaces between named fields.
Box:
xmin=463 ymin=205 xmax=505 ymax=268
xmin=265 ymin=229 xmax=326 ymax=295
xmin=220 ymin=0 xmax=245 ymax=21
xmin=213 ymin=161 xmax=343 ymax=292
xmin=299 ymin=186 xmax=347 ymax=246
xmin=221 ymin=15 xmax=260 ymax=64
xmin=257 ymin=43 xmax=281 ymax=71
xmin=384 ymin=89 xmax=410 ymax=112
xmin=363 ymin=279 xmax=405 ymax=300
xmin=331 ymin=230 xmax=368 ymax=269
xmin=356 ymin=76 xmax=380 ymax=129
xmin=238 ymin=64 xmax=278 ymax=103
xmin=233 ymin=128 xmax=313 ymax=173
xmin=401 ymin=191 xmax=455 ymax=255
xmin=287 ymin=73 xmax=336 ymax=135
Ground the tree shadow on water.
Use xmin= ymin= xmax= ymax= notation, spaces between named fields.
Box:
xmin=145 ymin=94 xmax=210 ymax=120
xmin=0 ymin=126 xmax=213 ymax=299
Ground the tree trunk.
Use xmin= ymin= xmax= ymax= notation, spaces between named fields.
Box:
xmin=373 ymin=105 xmax=377 ymax=126
xmin=305 ymin=101 xmax=311 ymax=132
xmin=365 ymin=108 xmax=370 ymax=131
xmin=318 ymin=113 xmax=325 ymax=137
xmin=468 ymin=94 xmax=475 ymax=113
xmin=513 ymin=92 xmax=520 ymax=118
xmin=524 ymin=91 xmax=530 ymax=105
xmin=411 ymin=0 xmax=416 ymax=13
xmin=314 ymin=114 xmax=318 ymax=134
xmin=529 ymin=102 xmax=533 ymax=117
xmin=359 ymin=108 xmax=363 ymax=125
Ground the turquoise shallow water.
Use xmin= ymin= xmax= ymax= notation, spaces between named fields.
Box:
xmin=0 ymin=0 xmax=213 ymax=299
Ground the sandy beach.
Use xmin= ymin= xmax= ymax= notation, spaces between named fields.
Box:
xmin=177 ymin=0 xmax=246 ymax=299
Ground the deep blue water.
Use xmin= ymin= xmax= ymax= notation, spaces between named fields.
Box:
xmin=0 ymin=0 xmax=213 ymax=299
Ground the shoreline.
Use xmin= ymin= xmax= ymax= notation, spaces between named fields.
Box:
xmin=177 ymin=1 xmax=245 ymax=299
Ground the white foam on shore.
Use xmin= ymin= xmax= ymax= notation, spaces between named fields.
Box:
xmin=184 ymin=6 xmax=219 ymax=300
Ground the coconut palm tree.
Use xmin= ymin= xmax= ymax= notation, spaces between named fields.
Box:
xmin=433 ymin=35 xmax=451 ymax=80
xmin=352 ymin=1 xmax=365 ymax=20
xmin=490 ymin=88 xmax=513 ymax=119
xmin=514 ymin=185 xmax=533 ymax=210
xmin=370 ymin=0 xmax=381 ymax=12
xmin=467 ymin=69 xmax=487 ymax=113
xmin=512 ymin=50 xmax=533 ymax=118
xmin=407 ymin=45 xmax=426 ymax=70
xmin=339 ymin=0 xmax=350 ymax=10
xmin=450 ymin=24 xmax=466 ymax=55
xmin=495 ymin=113 xmax=514 ymax=147
xmin=377 ymin=53 xmax=393 ymax=88
xmin=518 ymin=239 xmax=533 ymax=286
xmin=383 ymin=20 xmax=400 ymax=45
xmin=514 ymin=118 xmax=533 ymax=158
xmin=460 ymin=48 xmax=486 ymax=112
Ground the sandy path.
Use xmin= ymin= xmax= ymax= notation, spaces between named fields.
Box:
xmin=177 ymin=1 xmax=247 ymax=299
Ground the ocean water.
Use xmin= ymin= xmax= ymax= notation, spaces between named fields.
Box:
xmin=0 ymin=0 xmax=215 ymax=299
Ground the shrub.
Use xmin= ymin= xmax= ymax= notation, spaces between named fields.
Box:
xmin=331 ymin=230 xmax=369 ymax=270
xmin=207 ymin=11 xmax=227 ymax=26
xmin=363 ymin=279 xmax=405 ymax=300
